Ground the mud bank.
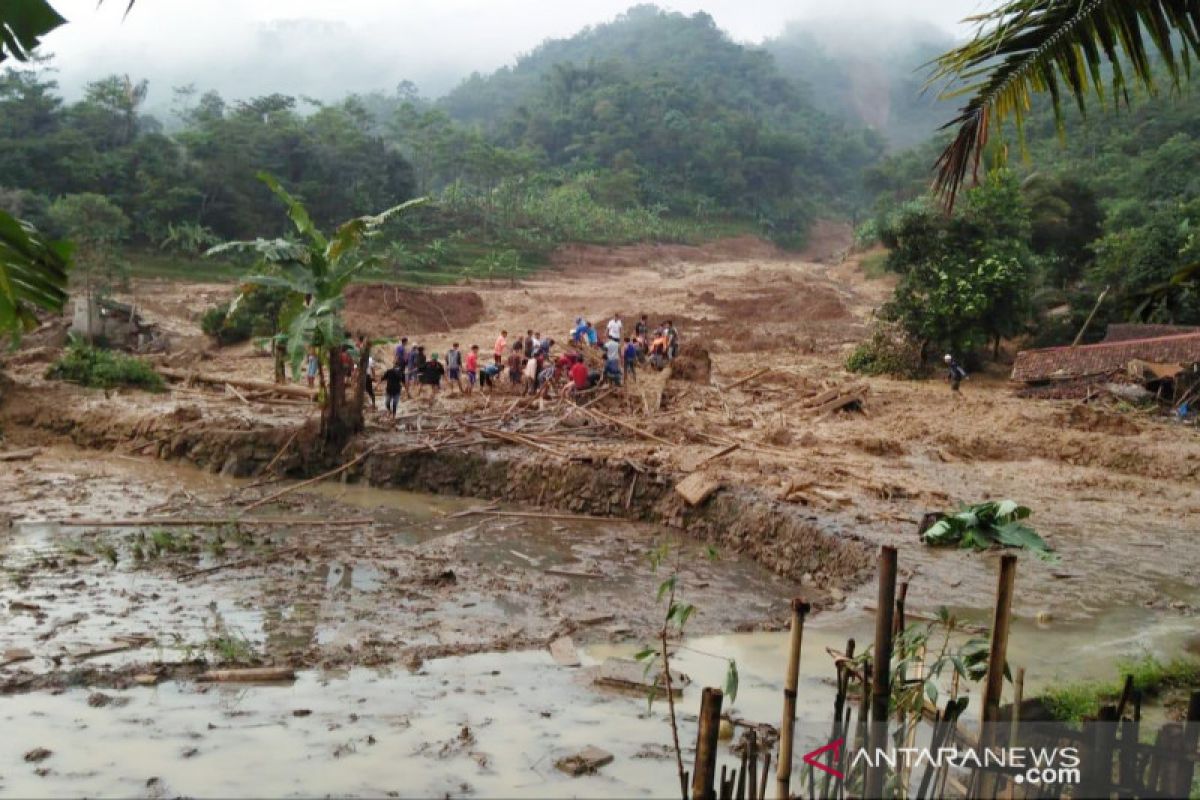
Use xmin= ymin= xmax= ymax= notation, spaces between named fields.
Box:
xmin=363 ymin=449 xmax=873 ymax=589
xmin=4 ymin=393 xmax=874 ymax=592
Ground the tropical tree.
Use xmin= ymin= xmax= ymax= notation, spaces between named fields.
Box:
xmin=209 ymin=172 xmax=424 ymax=443
xmin=930 ymin=0 xmax=1200 ymax=207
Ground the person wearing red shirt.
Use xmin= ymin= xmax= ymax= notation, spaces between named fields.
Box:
xmin=569 ymin=360 xmax=590 ymax=397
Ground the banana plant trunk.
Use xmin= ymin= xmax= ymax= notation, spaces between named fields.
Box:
xmin=321 ymin=344 xmax=365 ymax=446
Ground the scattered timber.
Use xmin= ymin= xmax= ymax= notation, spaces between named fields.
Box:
xmin=158 ymin=367 xmax=315 ymax=400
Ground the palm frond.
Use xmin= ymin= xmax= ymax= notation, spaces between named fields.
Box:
xmin=206 ymin=237 xmax=311 ymax=264
xmin=0 ymin=210 xmax=71 ymax=344
xmin=930 ymin=0 xmax=1200 ymax=209
xmin=326 ymin=197 xmax=428 ymax=264
xmin=0 ymin=0 xmax=66 ymax=63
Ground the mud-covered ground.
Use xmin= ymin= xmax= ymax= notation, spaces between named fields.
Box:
xmin=3 ymin=230 xmax=1199 ymax=683
xmin=0 ymin=446 xmax=798 ymax=693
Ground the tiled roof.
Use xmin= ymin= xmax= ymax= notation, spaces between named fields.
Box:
xmin=1011 ymin=332 xmax=1200 ymax=383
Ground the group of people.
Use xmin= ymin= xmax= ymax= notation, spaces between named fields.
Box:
xmin=364 ymin=313 xmax=683 ymax=417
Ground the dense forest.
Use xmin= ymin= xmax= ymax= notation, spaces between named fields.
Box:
xmin=0 ymin=5 xmax=894 ymax=286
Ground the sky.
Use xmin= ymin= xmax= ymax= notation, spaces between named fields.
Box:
xmin=39 ymin=0 xmax=983 ymax=106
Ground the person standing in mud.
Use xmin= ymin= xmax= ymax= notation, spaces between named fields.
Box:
xmin=446 ymin=342 xmax=464 ymax=395
xmin=394 ymin=336 xmax=408 ymax=368
xmin=635 ymin=313 xmax=648 ymax=342
xmin=493 ymin=329 xmax=507 ymax=360
xmin=382 ymin=361 xmax=404 ymax=417
xmin=945 ymin=354 xmax=967 ymax=393
xmin=622 ymin=337 xmax=638 ymax=383
xmin=606 ymin=313 xmax=623 ymax=343
xmin=304 ymin=347 xmax=319 ymax=388
xmin=480 ymin=353 xmax=502 ymax=391
xmin=507 ymin=345 xmax=524 ymax=391
xmin=465 ymin=344 xmax=480 ymax=395
xmin=417 ymin=351 xmax=445 ymax=403
xmin=404 ymin=343 xmax=420 ymax=398
xmin=666 ymin=320 xmax=679 ymax=360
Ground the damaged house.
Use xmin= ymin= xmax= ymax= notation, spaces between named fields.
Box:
xmin=1011 ymin=326 xmax=1200 ymax=408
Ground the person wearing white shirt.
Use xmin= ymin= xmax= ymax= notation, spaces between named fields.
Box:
xmin=606 ymin=314 xmax=623 ymax=342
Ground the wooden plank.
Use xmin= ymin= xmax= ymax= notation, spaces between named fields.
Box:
xmin=0 ymin=447 xmax=42 ymax=462
xmin=556 ymin=745 xmax=614 ymax=776
xmin=721 ymin=368 xmax=770 ymax=392
xmin=676 ymin=472 xmax=722 ymax=506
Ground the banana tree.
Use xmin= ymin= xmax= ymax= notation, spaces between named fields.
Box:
xmin=208 ymin=172 xmax=425 ymax=443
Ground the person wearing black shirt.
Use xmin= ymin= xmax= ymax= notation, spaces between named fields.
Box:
xmin=417 ymin=352 xmax=446 ymax=401
xmin=382 ymin=364 xmax=404 ymax=417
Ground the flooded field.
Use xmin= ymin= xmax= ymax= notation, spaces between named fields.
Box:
xmin=3 ymin=446 xmax=1198 ymax=797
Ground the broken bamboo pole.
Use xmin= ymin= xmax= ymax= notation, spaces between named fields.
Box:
xmin=241 ymin=447 xmax=375 ymax=513
xmin=982 ymin=554 xmax=1017 ymax=725
xmin=979 ymin=554 xmax=1017 ymax=798
xmin=196 ymin=666 xmax=296 ymax=683
xmin=693 ymin=686 xmax=725 ymax=800
xmin=776 ymin=597 xmax=810 ymax=800
xmin=865 ymin=545 xmax=898 ymax=800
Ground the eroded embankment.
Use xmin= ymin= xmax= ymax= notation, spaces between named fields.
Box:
xmin=3 ymin=393 xmax=874 ymax=592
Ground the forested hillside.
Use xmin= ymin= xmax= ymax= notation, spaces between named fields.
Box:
xmin=857 ymin=70 xmax=1200 ymax=360
xmin=763 ymin=19 xmax=953 ymax=151
xmin=0 ymin=4 xmax=899 ymax=286
xmin=436 ymin=5 xmax=884 ymax=243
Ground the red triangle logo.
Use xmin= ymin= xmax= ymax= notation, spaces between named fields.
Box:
xmin=802 ymin=737 xmax=845 ymax=780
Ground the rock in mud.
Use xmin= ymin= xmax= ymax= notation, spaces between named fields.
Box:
xmin=24 ymin=747 xmax=52 ymax=763
xmin=556 ymin=745 xmax=614 ymax=776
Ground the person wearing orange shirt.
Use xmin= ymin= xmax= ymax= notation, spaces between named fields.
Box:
xmin=493 ymin=329 xmax=507 ymax=359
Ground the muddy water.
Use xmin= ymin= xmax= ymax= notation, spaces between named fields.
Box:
xmin=3 ymin=449 xmax=1198 ymax=797
xmin=6 ymin=614 xmax=1195 ymax=798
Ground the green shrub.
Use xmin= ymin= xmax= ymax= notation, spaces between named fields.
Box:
xmin=47 ymin=341 xmax=164 ymax=392
xmin=200 ymin=285 xmax=288 ymax=346
xmin=846 ymin=324 xmax=923 ymax=378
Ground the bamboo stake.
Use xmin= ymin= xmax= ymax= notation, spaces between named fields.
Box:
xmin=696 ymin=690 xmax=720 ymax=800
xmin=865 ymin=545 xmax=898 ymax=800
xmin=776 ymin=597 xmax=810 ymax=800
xmin=979 ymin=554 xmax=1018 ymax=798
xmin=241 ymin=447 xmax=375 ymax=513
xmin=747 ymin=730 xmax=759 ymax=800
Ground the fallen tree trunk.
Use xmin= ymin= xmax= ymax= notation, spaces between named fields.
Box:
xmin=158 ymin=368 xmax=316 ymax=400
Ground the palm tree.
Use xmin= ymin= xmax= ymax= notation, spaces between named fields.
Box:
xmin=930 ymin=0 xmax=1200 ymax=208
xmin=209 ymin=172 xmax=424 ymax=443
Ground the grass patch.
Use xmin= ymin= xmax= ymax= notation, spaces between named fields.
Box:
xmin=47 ymin=340 xmax=164 ymax=392
xmin=1039 ymin=654 xmax=1200 ymax=722
xmin=123 ymin=249 xmax=243 ymax=283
